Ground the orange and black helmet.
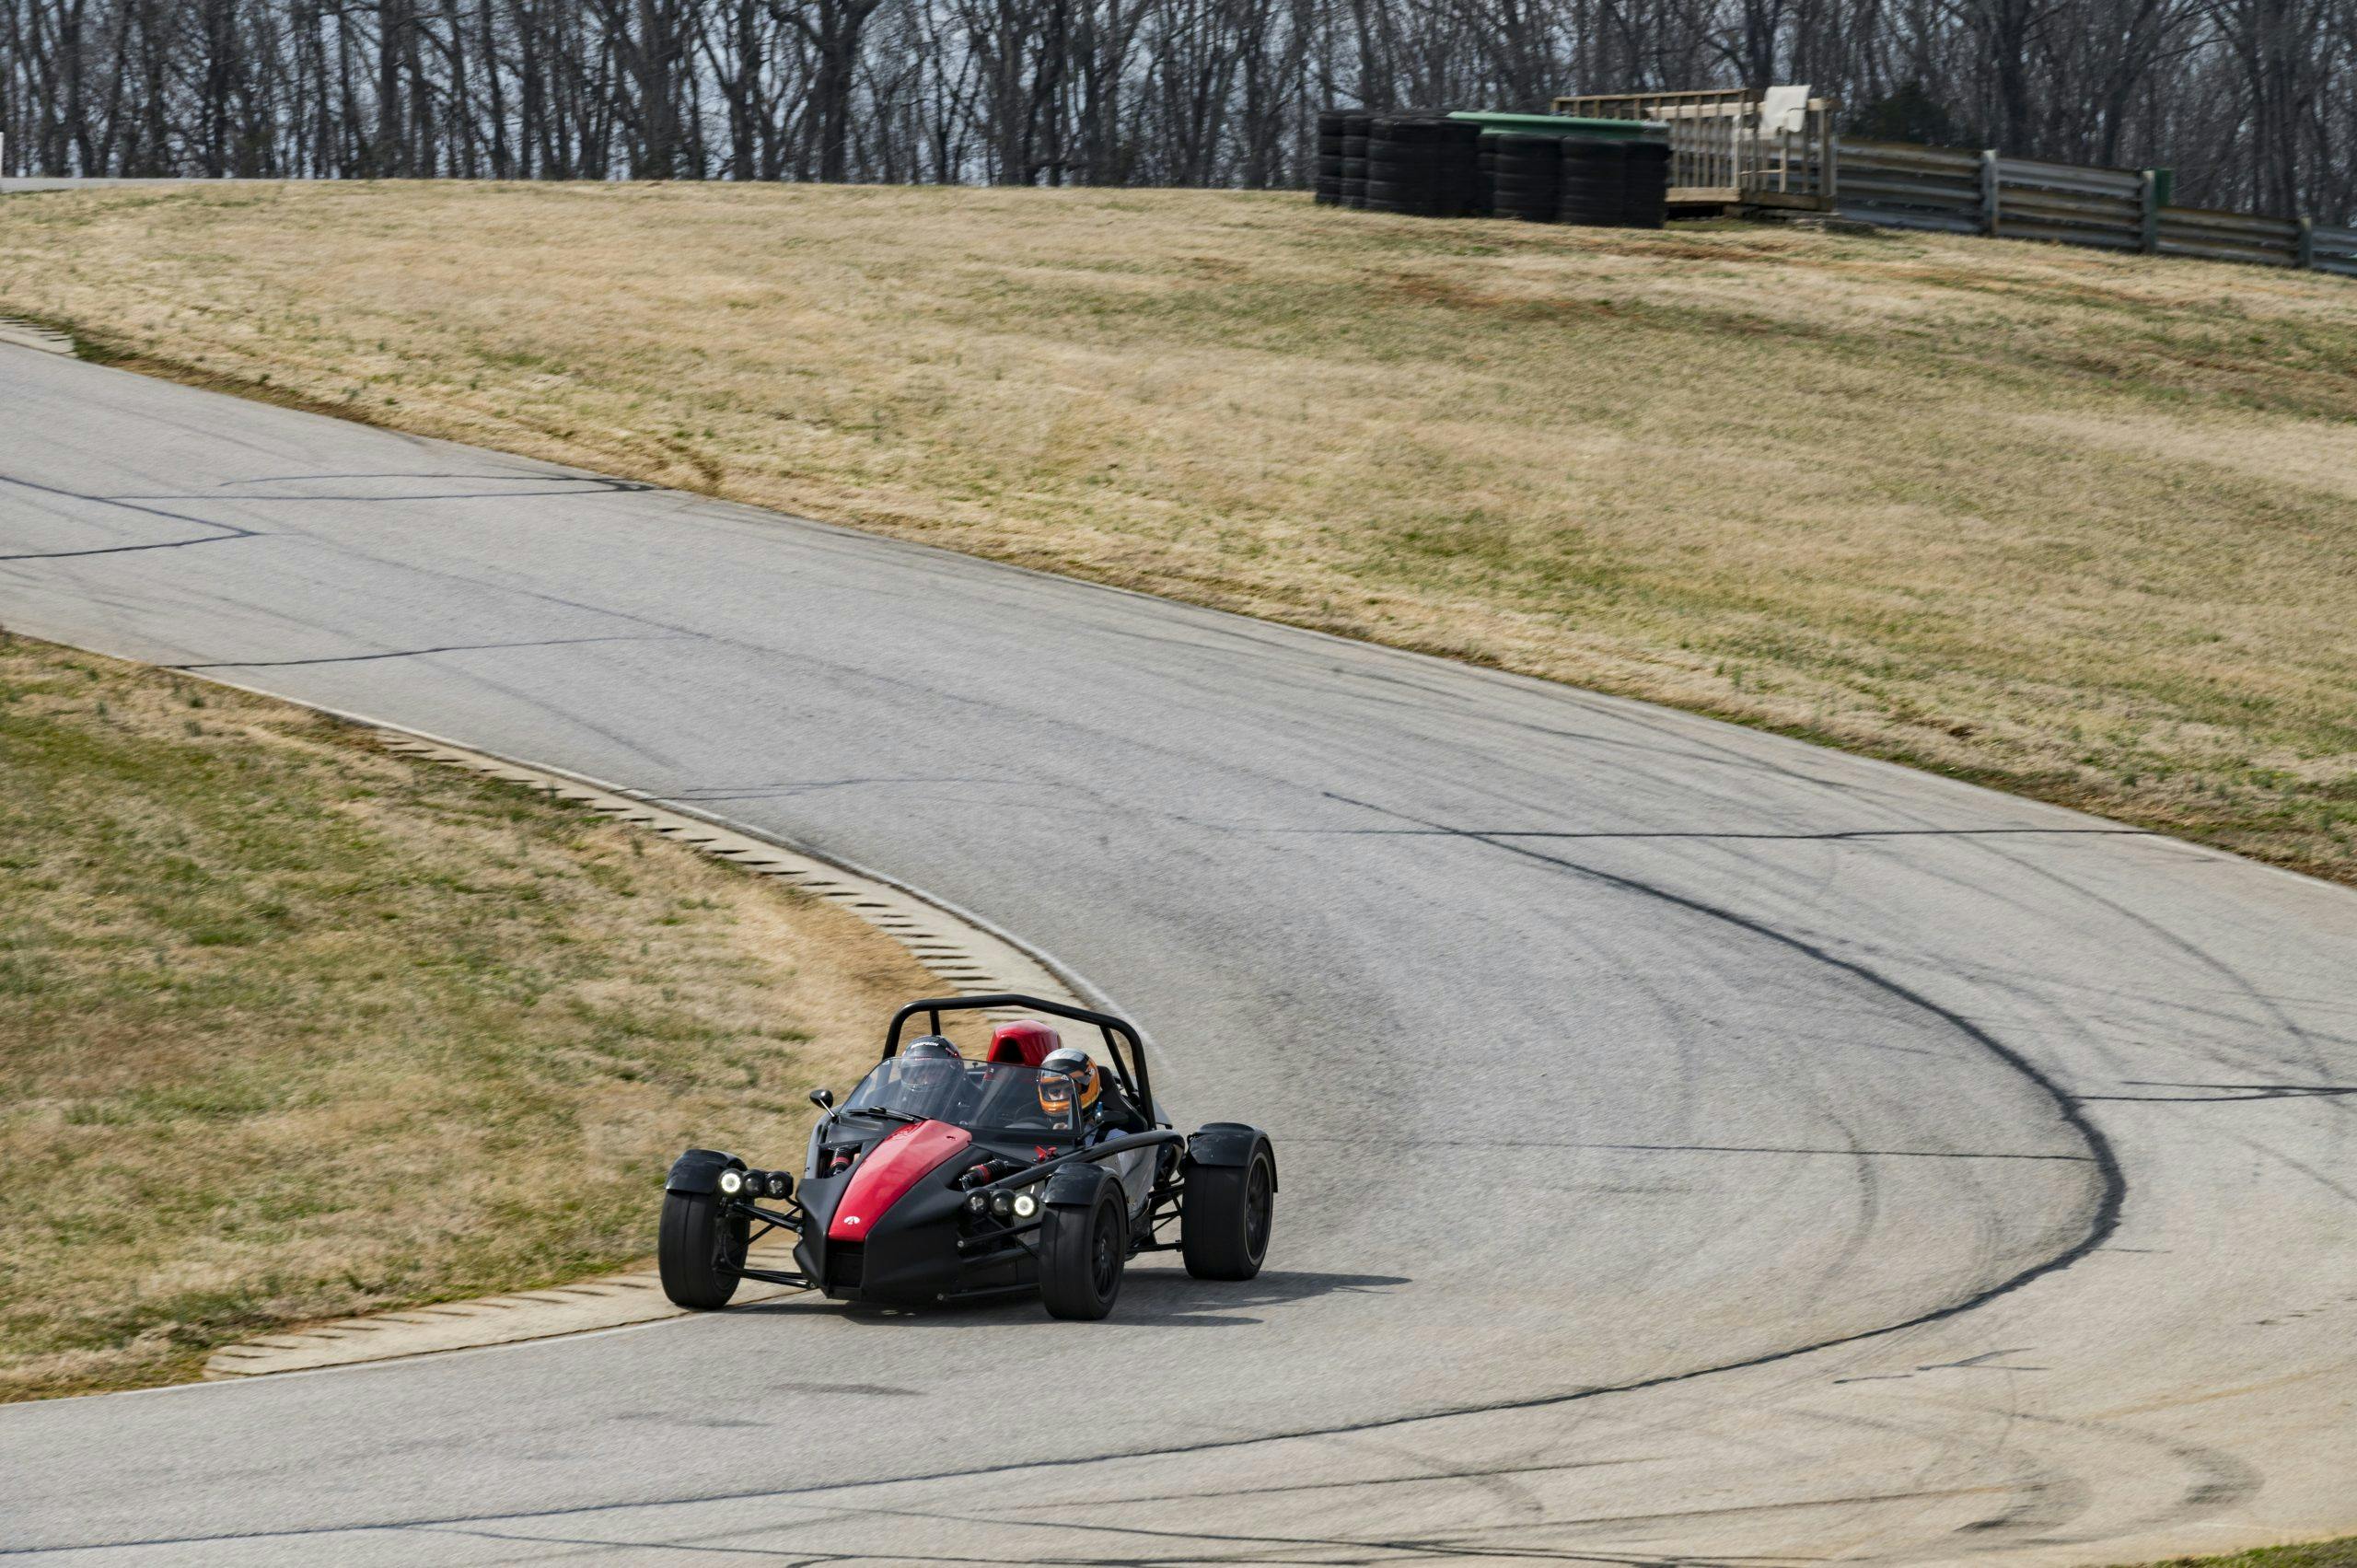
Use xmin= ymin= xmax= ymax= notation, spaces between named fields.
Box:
xmin=1038 ymin=1046 xmax=1102 ymax=1121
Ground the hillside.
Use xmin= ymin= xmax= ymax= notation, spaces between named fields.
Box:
xmin=4 ymin=180 xmax=2352 ymax=879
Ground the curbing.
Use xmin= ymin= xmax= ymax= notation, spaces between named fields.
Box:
xmin=199 ymin=724 xmax=1084 ymax=1380
xmin=0 ymin=316 xmax=75 ymax=356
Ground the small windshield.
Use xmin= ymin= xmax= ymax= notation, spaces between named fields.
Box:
xmin=841 ymin=1058 xmax=1082 ymax=1136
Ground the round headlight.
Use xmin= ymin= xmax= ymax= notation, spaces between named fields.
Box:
xmin=764 ymin=1170 xmax=792 ymax=1200
xmin=990 ymin=1191 xmax=1015 ymax=1219
xmin=1011 ymin=1192 xmax=1039 ymax=1220
xmin=717 ymin=1169 xmax=746 ymax=1196
xmin=965 ymin=1192 xmax=989 ymax=1214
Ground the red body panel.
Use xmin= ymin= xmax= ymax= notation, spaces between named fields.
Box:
xmin=987 ymin=1019 xmax=1062 ymax=1065
xmin=828 ymin=1120 xmax=973 ymax=1241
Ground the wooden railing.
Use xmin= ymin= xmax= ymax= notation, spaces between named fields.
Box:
xmin=1553 ymin=87 xmax=1839 ymax=209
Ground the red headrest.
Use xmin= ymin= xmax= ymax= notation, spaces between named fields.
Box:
xmin=987 ymin=1019 xmax=1062 ymax=1066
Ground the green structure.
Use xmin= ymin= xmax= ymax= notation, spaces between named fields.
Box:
xmin=1446 ymin=110 xmax=1667 ymax=141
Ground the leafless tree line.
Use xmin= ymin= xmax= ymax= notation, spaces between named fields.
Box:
xmin=4 ymin=0 xmax=2351 ymax=218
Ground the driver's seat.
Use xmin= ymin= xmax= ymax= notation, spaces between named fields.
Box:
xmin=987 ymin=1019 xmax=1061 ymax=1066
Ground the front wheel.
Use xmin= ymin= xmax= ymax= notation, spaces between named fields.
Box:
xmin=1039 ymin=1191 xmax=1127 ymax=1320
xmin=658 ymin=1189 xmax=747 ymax=1309
xmin=1182 ymin=1148 xmax=1273 ymax=1281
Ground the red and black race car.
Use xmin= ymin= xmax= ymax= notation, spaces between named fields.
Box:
xmin=657 ymin=994 xmax=1276 ymax=1319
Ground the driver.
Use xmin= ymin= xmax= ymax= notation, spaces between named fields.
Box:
xmin=1039 ymin=1046 xmax=1141 ymax=1139
xmin=894 ymin=1035 xmax=967 ymax=1115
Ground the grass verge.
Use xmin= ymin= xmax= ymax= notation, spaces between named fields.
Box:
xmin=2 ymin=182 xmax=2354 ymax=879
xmin=2136 ymin=1539 xmax=2357 ymax=1568
xmin=0 ymin=633 xmax=934 ymax=1400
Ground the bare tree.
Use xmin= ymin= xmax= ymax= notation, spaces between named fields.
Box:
xmin=4 ymin=0 xmax=2351 ymax=219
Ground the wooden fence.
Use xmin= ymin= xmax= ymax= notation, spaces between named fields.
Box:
xmin=1556 ymin=87 xmax=1837 ymax=209
xmin=1832 ymin=139 xmax=2357 ymax=277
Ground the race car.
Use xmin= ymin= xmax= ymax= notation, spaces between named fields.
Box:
xmin=656 ymin=994 xmax=1275 ymax=1319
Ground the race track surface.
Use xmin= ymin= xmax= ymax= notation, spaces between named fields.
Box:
xmin=2 ymin=345 xmax=2351 ymax=1565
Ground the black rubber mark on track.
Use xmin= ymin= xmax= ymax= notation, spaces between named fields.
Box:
xmin=165 ymin=633 xmax=700 ymax=671
xmin=110 ymin=471 xmax=660 ymax=504
xmin=16 ymin=799 xmax=2132 ymax=1561
xmin=2081 ymin=1081 xmax=2357 ymax=1103
xmin=0 ymin=472 xmax=258 ymax=561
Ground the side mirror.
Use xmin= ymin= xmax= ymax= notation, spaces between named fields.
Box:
xmin=808 ymin=1087 xmax=835 ymax=1111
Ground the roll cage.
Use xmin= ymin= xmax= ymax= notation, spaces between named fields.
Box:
xmin=884 ymin=993 xmax=1158 ymax=1128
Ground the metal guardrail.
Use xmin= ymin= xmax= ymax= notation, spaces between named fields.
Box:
xmin=1546 ymin=86 xmax=2348 ymax=280
xmin=1818 ymin=138 xmax=2351 ymax=279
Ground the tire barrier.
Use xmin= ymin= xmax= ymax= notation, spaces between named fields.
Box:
xmin=1341 ymin=112 xmax=1373 ymax=209
xmin=1315 ymin=110 xmax=1345 ymax=206
xmin=1487 ymin=132 xmax=1562 ymax=224
xmin=1362 ymin=113 xmax=1481 ymax=218
xmin=1318 ymin=108 xmax=1671 ymax=230
xmin=1557 ymin=138 xmax=1625 ymax=226
xmin=1622 ymin=139 xmax=1671 ymax=229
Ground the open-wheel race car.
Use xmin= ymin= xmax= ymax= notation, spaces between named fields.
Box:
xmin=657 ymin=994 xmax=1275 ymax=1319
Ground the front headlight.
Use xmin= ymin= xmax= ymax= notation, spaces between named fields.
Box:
xmin=717 ymin=1168 xmax=746 ymax=1196
xmin=1011 ymin=1191 xmax=1039 ymax=1220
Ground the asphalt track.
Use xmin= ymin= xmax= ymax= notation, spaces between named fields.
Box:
xmin=1 ymin=343 xmax=2352 ymax=1567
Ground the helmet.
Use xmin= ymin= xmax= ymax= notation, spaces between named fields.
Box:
xmin=1038 ymin=1046 xmax=1102 ymax=1122
xmin=898 ymin=1035 xmax=962 ymax=1095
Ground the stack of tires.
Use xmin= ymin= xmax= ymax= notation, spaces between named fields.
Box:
xmin=1485 ymin=133 xmax=1562 ymax=224
xmin=1557 ymin=138 xmax=1626 ymax=226
xmin=1364 ymin=115 xmax=1480 ymax=217
xmin=1622 ymin=139 xmax=1671 ymax=228
xmin=1340 ymin=113 xmax=1373 ymax=209
xmin=1314 ymin=111 xmax=1346 ymax=205
xmin=1555 ymin=137 xmax=1631 ymax=225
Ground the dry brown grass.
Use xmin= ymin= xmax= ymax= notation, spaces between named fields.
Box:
xmin=3 ymin=182 xmax=2354 ymax=877
xmin=0 ymin=633 xmax=934 ymax=1400
xmin=2131 ymin=1538 xmax=2357 ymax=1568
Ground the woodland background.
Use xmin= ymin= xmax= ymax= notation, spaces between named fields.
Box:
xmin=3 ymin=0 xmax=2351 ymax=221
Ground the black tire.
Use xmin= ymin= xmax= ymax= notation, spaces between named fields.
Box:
xmin=1182 ymin=1147 xmax=1274 ymax=1281
xmin=1040 ymin=1190 xmax=1127 ymax=1320
xmin=1317 ymin=155 xmax=1344 ymax=177
xmin=1364 ymin=179 xmax=1448 ymax=203
xmin=658 ymin=1188 xmax=747 ymax=1310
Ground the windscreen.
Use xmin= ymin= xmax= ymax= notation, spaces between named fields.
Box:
xmin=841 ymin=1058 xmax=1081 ymax=1136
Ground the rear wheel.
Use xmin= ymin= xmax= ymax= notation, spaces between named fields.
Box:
xmin=1182 ymin=1147 xmax=1274 ymax=1280
xmin=1040 ymin=1191 xmax=1127 ymax=1320
xmin=658 ymin=1189 xmax=747 ymax=1309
